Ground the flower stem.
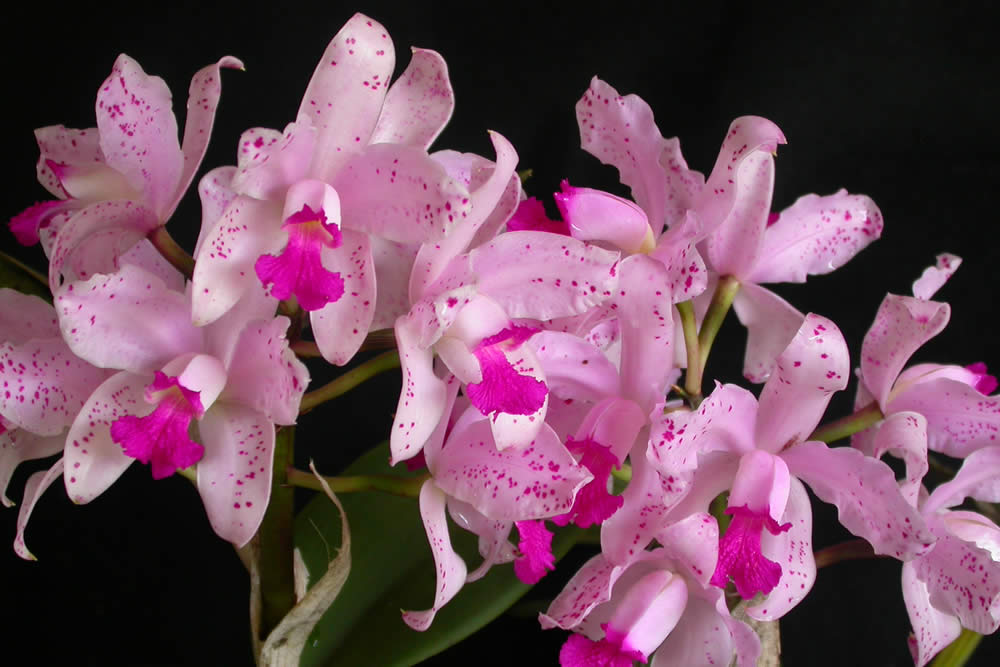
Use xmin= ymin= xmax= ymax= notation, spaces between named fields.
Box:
xmin=290 ymin=340 xmax=322 ymax=358
xmin=299 ymin=349 xmax=400 ymax=414
xmin=814 ymin=538 xmax=879 ymax=568
xmin=930 ymin=628 xmax=983 ymax=667
xmin=257 ymin=426 xmax=296 ymax=637
xmin=697 ymin=275 xmax=740 ymax=383
xmin=286 ymin=466 xmax=427 ymax=498
xmin=147 ymin=226 xmax=194 ymax=279
xmin=808 ymin=401 xmax=884 ymax=443
xmin=676 ymin=300 xmax=702 ymax=402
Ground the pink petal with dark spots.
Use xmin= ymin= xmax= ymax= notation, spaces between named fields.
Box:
xmin=703 ymin=150 xmax=774 ymax=278
xmin=748 ymin=190 xmax=884 ymax=284
xmin=196 ymin=403 xmax=274 ymax=546
xmin=540 ymin=552 xmax=621 ymax=630
xmin=902 ymin=561 xmax=962 ymax=667
xmin=300 ymin=13 xmax=396 ymax=182
xmin=755 ymin=313 xmax=849 ymax=451
xmin=555 ymin=181 xmax=653 ymax=253
xmin=889 ymin=378 xmax=1000 ymax=458
xmin=311 ymin=229 xmax=375 ymax=365
xmin=402 ymin=480 xmax=468 ymax=630
xmin=0 ymin=291 xmax=60 ymax=342
xmin=33 ymin=125 xmax=104 ymax=199
xmin=0 ymin=428 xmax=63 ymax=507
xmin=96 ymin=55 xmax=183 ymax=217
xmin=912 ymin=253 xmax=962 ymax=301
xmin=64 ymin=370 xmax=147 ymax=503
xmin=194 ymin=166 xmax=238 ymax=257
xmin=370 ymin=48 xmax=454 ymax=150
xmin=390 ymin=308 xmax=448 ymax=465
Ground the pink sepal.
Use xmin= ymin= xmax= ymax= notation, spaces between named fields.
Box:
xmin=912 ymin=253 xmax=962 ymax=301
xmin=370 ymin=48 xmax=454 ymax=150
xmin=402 ymin=480 xmax=468 ymax=631
xmin=903 ymin=561 xmax=962 ymax=667
xmin=310 ymin=229 xmax=375 ymax=365
xmin=1 ymin=428 xmax=64 ymax=507
xmin=555 ymin=181 xmax=652 ymax=253
xmin=13 ymin=458 xmax=64 ymax=560
xmin=730 ymin=283 xmax=804 ymax=384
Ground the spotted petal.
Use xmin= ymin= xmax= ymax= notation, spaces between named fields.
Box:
xmin=370 ymin=48 xmax=454 ymax=149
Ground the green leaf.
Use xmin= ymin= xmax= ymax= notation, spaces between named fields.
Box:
xmin=0 ymin=250 xmax=50 ymax=301
xmin=294 ymin=441 xmax=581 ymax=667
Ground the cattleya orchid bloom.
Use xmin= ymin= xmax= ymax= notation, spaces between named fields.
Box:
xmin=9 ymin=53 xmax=240 ymax=289
xmin=854 ymin=254 xmax=1000 ymax=458
xmin=541 ymin=513 xmax=761 ymax=666
xmin=640 ymin=314 xmax=933 ymax=620
xmin=51 ymin=256 xmax=307 ymax=546
xmin=191 ymin=13 xmax=475 ymax=366
xmin=401 ymin=377 xmax=592 ymax=630
xmin=901 ymin=446 xmax=1000 ymax=665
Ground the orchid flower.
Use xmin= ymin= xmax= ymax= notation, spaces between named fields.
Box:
xmin=52 ymin=256 xmax=307 ymax=546
xmin=191 ymin=13 xmax=475 ymax=366
xmin=902 ymin=446 xmax=1000 ymax=665
xmin=401 ymin=376 xmax=591 ymax=630
xmin=854 ymin=254 xmax=1000 ymax=458
xmin=9 ymin=54 xmax=240 ymax=290
xmin=541 ymin=513 xmax=760 ymax=666
xmin=641 ymin=314 xmax=933 ymax=621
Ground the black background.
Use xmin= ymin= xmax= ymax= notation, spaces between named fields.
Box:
xmin=2 ymin=1 xmax=999 ymax=665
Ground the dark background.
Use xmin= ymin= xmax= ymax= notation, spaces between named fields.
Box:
xmin=2 ymin=1 xmax=999 ymax=664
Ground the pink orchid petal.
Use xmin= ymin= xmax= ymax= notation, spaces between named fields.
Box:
xmin=755 ymin=313 xmax=849 ymax=452
xmin=369 ymin=237 xmax=419 ymax=330
xmin=402 ymin=480 xmax=468 ymax=631
xmin=555 ymin=182 xmax=653 ymax=254
xmin=13 ymin=458 xmax=64 ymax=560
xmin=654 ymin=384 xmax=759 ymax=466
xmin=191 ymin=195 xmax=284 ymax=326
xmin=167 ymin=56 xmax=243 ymax=219
xmin=96 ymin=55 xmax=183 ymax=217
xmin=553 ymin=434 xmax=626 ymax=529
xmin=0 ymin=337 xmax=108 ymax=435
xmin=540 ymin=552 xmax=621 ymax=630
xmin=912 ymin=253 xmax=962 ymax=301
xmin=602 ymin=451 xmax=701 ymax=565
xmin=40 ymin=159 xmax=137 ymax=203
xmin=731 ymin=283 xmax=805 ymax=383
xmin=654 ymin=590 xmax=758 ymax=667
xmin=695 ymin=116 xmax=786 ymax=236
xmin=390 ymin=310 xmax=447 ymax=465
xmin=56 ymin=263 xmax=203 ymax=373
xmin=860 ymin=293 xmax=951 ymax=409
xmin=747 ymin=477 xmax=816 ymax=621
xmin=34 ymin=125 xmax=104 ymax=199
xmin=230 ymin=121 xmax=317 ymax=200
xmin=472 ymin=231 xmax=619 ymax=321
xmin=657 ymin=512 xmax=721 ymax=588
xmin=915 ymin=515 xmax=1000 ymax=634
xmin=576 ymin=397 xmax=646 ymax=464
xmin=432 ymin=417 xmax=590 ymax=520
xmin=703 ymin=150 xmax=774 ymax=278
xmin=196 ymin=403 xmax=274 ymax=546
xmin=781 ymin=441 xmax=934 ymax=559
xmin=613 ymin=571 xmax=689 ymax=660
xmin=0 ymin=290 xmax=60 ymax=342
xmin=220 ymin=317 xmax=308 ymax=425
xmin=0 ymin=428 xmax=63 ymax=507
xmin=903 ymin=561 xmax=962 ymax=667
xmin=647 ymin=211 xmax=708 ymax=303
xmin=310 ymin=229 xmax=376 ymax=365
xmin=576 ymin=77 xmax=702 ymax=231
xmin=47 ymin=199 xmax=160 ymax=288
xmin=333 ymin=143 xmax=471 ymax=243
xmin=924 ymin=446 xmax=1000 ymax=513
xmin=64 ymin=370 xmax=147 ymax=503
xmin=888 ymin=378 xmax=1000 ymax=458
xmin=9 ymin=199 xmax=77 ymax=247
xmin=729 ymin=450 xmax=792 ymax=520
xmin=117 ymin=238 xmax=185 ymax=292
xmin=194 ymin=166 xmax=238 ymax=257
xmin=409 ymin=132 xmax=518 ymax=301
xmin=370 ymin=48 xmax=454 ymax=149
xmin=617 ymin=254 xmax=677 ymax=412
xmin=299 ymin=13 xmax=395 ymax=182
xmin=860 ymin=411 xmax=929 ymax=507
xmin=446 ymin=496 xmax=515 ymax=582
xmin=418 ymin=373 xmax=461 ymax=471
xmin=747 ymin=190 xmax=884 ymax=284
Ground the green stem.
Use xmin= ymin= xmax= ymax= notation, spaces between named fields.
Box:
xmin=610 ymin=462 xmax=632 ymax=483
xmin=676 ymin=300 xmax=703 ymax=403
xmin=930 ymin=628 xmax=983 ymax=667
xmin=286 ymin=466 xmax=427 ymax=498
xmin=257 ymin=426 xmax=296 ymax=637
xmin=299 ymin=349 xmax=400 ymax=415
xmin=0 ymin=249 xmax=49 ymax=288
xmin=814 ymin=538 xmax=879 ymax=568
xmin=697 ymin=275 xmax=741 ymax=381
xmin=359 ymin=328 xmax=397 ymax=352
xmin=808 ymin=401 xmax=884 ymax=443
xmin=147 ymin=226 xmax=194 ymax=279
xmin=290 ymin=340 xmax=322 ymax=358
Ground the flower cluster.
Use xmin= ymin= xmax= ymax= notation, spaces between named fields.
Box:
xmin=3 ymin=12 xmax=998 ymax=667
